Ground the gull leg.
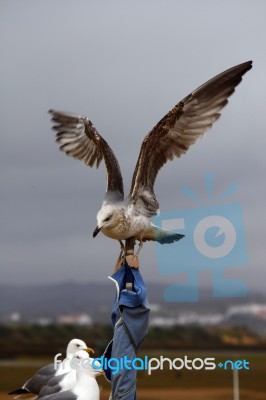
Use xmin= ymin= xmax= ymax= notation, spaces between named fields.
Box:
xmin=114 ymin=241 xmax=125 ymax=273
xmin=136 ymin=240 xmax=143 ymax=256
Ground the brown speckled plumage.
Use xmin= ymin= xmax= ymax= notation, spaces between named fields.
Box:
xmin=49 ymin=61 xmax=252 ymax=246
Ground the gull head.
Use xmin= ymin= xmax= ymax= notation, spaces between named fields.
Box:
xmin=93 ymin=205 xmax=122 ymax=238
xmin=71 ymin=350 xmax=104 ymax=377
xmin=66 ymin=338 xmax=94 ymax=357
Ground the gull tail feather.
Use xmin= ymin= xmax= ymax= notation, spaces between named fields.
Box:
xmin=8 ymin=389 xmax=31 ymax=396
xmin=8 ymin=390 xmax=37 ymax=400
xmin=143 ymin=226 xmax=185 ymax=244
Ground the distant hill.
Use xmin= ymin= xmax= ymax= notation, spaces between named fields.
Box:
xmin=0 ymin=281 xmax=164 ymax=321
xmin=1 ymin=281 xmax=265 ymax=324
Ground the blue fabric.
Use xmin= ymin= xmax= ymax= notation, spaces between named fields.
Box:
xmin=104 ymin=263 xmax=150 ymax=400
xmin=110 ymin=264 xmax=148 ymax=326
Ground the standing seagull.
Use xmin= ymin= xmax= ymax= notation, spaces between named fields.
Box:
xmin=38 ymin=351 xmax=103 ymax=400
xmin=49 ymin=61 xmax=252 ymax=267
xmin=9 ymin=339 xmax=94 ymax=399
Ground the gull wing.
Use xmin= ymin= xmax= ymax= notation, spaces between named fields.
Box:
xmin=130 ymin=60 xmax=252 ymax=216
xmin=49 ymin=110 xmax=124 ymax=201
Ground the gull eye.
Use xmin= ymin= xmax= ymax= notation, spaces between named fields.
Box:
xmin=104 ymin=215 xmax=112 ymax=222
xmin=76 ymin=344 xmax=80 ymax=347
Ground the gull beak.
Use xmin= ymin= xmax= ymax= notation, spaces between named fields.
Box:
xmin=84 ymin=347 xmax=94 ymax=355
xmin=93 ymin=226 xmax=101 ymax=238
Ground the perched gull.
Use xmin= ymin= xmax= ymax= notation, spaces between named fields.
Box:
xmin=9 ymin=339 xmax=93 ymax=399
xmin=49 ymin=61 xmax=252 ymax=267
xmin=38 ymin=350 xmax=103 ymax=400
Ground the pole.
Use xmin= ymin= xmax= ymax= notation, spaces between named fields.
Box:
xmin=233 ymin=368 xmax=239 ymax=400
xmin=114 ymin=237 xmax=137 ymax=273
xmin=125 ymin=236 xmax=135 ymax=254
xmin=107 ymin=237 xmax=149 ymax=400
xmin=125 ymin=237 xmax=136 ymax=290
xmin=125 ymin=237 xmax=140 ymax=269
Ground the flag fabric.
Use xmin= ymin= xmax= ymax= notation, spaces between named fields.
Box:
xmin=103 ymin=263 xmax=150 ymax=399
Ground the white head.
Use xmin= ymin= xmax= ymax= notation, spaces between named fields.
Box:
xmin=71 ymin=350 xmax=103 ymax=378
xmin=93 ymin=205 xmax=121 ymax=237
xmin=66 ymin=338 xmax=94 ymax=357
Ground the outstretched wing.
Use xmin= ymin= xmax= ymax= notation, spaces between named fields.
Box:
xmin=49 ymin=110 xmax=124 ymax=201
xmin=130 ymin=60 xmax=252 ymax=216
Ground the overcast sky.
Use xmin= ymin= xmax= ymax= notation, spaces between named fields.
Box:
xmin=1 ymin=0 xmax=265 ymax=292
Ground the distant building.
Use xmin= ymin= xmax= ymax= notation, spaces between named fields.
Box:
xmin=225 ymin=303 xmax=266 ymax=319
xmin=150 ymin=312 xmax=223 ymax=327
xmin=33 ymin=317 xmax=53 ymax=326
xmin=57 ymin=313 xmax=92 ymax=325
xmin=8 ymin=312 xmax=21 ymax=323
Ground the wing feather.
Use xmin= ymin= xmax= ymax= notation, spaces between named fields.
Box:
xmin=129 ymin=61 xmax=252 ymax=216
xmin=49 ymin=110 xmax=124 ymax=200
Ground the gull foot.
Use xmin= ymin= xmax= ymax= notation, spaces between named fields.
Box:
xmin=125 ymin=254 xmax=139 ymax=268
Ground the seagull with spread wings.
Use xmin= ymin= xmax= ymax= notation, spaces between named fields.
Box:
xmin=49 ymin=60 xmax=252 ymax=268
